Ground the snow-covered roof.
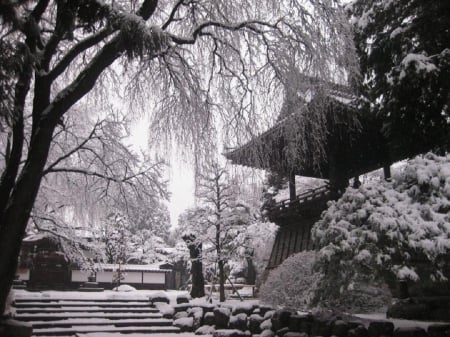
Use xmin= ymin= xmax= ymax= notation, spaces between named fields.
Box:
xmin=89 ymin=263 xmax=170 ymax=273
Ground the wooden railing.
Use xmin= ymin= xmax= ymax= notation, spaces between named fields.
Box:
xmin=268 ymin=183 xmax=331 ymax=212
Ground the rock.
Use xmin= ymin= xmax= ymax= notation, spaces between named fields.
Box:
xmin=148 ymin=292 xmax=169 ymax=304
xmin=368 ymin=321 xmax=395 ymax=337
xmin=0 ymin=319 xmax=32 ymax=337
xmin=174 ymin=311 xmax=189 ymax=320
xmin=348 ymin=325 xmax=369 ymax=337
xmin=173 ymin=317 xmax=194 ymax=332
xmin=213 ymin=329 xmax=249 ymax=337
xmin=260 ymin=329 xmax=275 ymax=337
xmin=284 ymin=333 xmax=308 ymax=337
xmin=428 ymin=324 xmax=450 ymax=337
xmin=387 ymin=301 xmax=430 ymax=320
xmin=233 ymin=303 xmax=257 ymax=315
xmin=214 ymin=307 xmax=232 ymax=329
xmin=204 ymin=311 xmax=215 ymax=326
xmin=275 ymin=326 xmax=290 ymax=337
xmin=393 ymin=327 xmax=428 ymax=337
xmin=174 ymin=303 xmax=193 ymax=312
xmin=248 ymin=314 xmax=264 ymax=334
xmin=153 ymin=302 xmax=174 ymax=318
xmin=332 ymin=319 xmax=350 ymax=337
xmin=260 ymin=305 xmax=275 ymax=316
xmin=289 ymin=314 xmax=313 ymax=333
xmin=195 ymin=325 xmax=216 ymax=335
xmin=264 ymin=310 xmax=276 ymax=320
xmin=177 ymin=294 xmax=191 ymax=304
xmin=260 ymin=318 xmax=272 ymax=331
xmin=189 ymin=307 xmax=204 ymax=329
xmin=310 ymin=316 xmax=333 ymax=337
xmin=229 ymin=313 xmax=248 ymax=331
xmin=271 ymin=310 xmax=292 ymax=331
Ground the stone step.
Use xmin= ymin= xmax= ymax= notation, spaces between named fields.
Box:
xmin=29 ymin=317 xmax=173 ymax=329
xmin=31 ymin=325 xmax=180 ymax=336
xmin=14 ymin=301 xmax=153 ymax=308
xmin=14 ymin=298 xmax=149 ymax=303
xmin=14 ymin=312 xmax=163 ymax=321
xmin=16 ymin=307 xmax=159 ymax=314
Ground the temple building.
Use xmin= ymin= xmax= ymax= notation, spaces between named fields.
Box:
xmin=225 ymin=82 xmax=418 ymax=270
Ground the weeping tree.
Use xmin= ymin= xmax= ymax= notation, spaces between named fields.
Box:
xmin=0 ymin=0 xmax=355 ymax=313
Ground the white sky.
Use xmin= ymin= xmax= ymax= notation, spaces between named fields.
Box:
xmin=127 ymin=118 xmax=195 ymax=228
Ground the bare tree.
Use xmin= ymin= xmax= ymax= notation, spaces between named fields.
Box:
xmin=0 ymin=0 xmax=355 ymax=313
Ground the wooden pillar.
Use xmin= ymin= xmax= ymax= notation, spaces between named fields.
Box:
xmin=383 ymin=164 xmax=392 ymax=181
xmin=288 ymin=171 xmax=296 ymax=202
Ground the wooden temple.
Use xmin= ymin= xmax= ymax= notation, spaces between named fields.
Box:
xmin=225 ymin=85 xmax=416 ymax=270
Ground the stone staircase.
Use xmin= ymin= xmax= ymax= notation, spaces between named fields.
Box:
xmin=12 ymin=297 xmax=180 ymax=337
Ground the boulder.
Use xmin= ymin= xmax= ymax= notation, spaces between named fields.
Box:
xmin=204 ymin=311 xmax=215 ymax=326
xmin=284 ymin=333 xmax=308 ymax=337
xmin=428 ymin=324 xmax=450 ymax=337
xmin=148 ymin=292 xmax=169 ymax=304
xmin=177 ymin=294 xmax=191 ymax=304
xmin=195 ymin=325 xmax=216 ymax=335
xmin=393 ymin=327 xmax=428 ymax=337
xmin=214 ymin=307 xmax=231 ymax=329
xmin=174 ymin=303 xmax=193 ymax=313
xmin=275 ymin=326 xmax=290 ymax=337
xmin=248 ymin=314 xmax=264 ymax=334
xmin=332 ymin=319 xmax=350 ymax=337
xmin=271 ymin=310 xmax=292 ymax=331
xmin=213 ymin=329 xmax=249 ymax=337
xmin=173 ymin=317 xmax=194 ymax=332
xmin=260 ymin=330 xmax=275 ymax=337
xmin=368 ymin=321 xmax=395 ymax=337
xmin=174 ymin=311 xmax=189 ymax=320
xmin=229 ymin=313 xmax=248 ymax=331
xmin=348 ymin=325 xmax=369 ymax=337
xmin=260 ymin=319 xmax=272 ymax=331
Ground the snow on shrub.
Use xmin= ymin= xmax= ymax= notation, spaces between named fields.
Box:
xmin=259 ymin=251 xmax=319 ymax=310
xmin=113 ymin=284 xmax=136 ymax=292
xmin=312 ymin=153 xmax=450 ymax=298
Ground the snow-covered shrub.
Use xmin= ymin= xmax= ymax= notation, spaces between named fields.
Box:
xmin=259 ymin=251 xmax=319 ymax=310
xmin=312 ymin=153 xmax=450 ymax=299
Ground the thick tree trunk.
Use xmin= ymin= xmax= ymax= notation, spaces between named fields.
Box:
xmin=0 ymin=122 xmax=55 ymax=315
xmin=218 ymin=259 xmax=226 ymax=302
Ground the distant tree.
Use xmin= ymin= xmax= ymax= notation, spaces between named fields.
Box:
xmin=0 ymin=0 xmax=355 ymax=313
xmin=348 ymin=0 xmax=450 ymax=156
xmin=100 ymin=212 xmax=132 ymax=265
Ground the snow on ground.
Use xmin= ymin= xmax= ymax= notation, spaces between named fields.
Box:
xmin=354 ymin=313 xmax=450 ymax=329
xmin=76 ymin=333 xmax=203 ymax=337
xmin=13 ymin=289 xmax=189 ymax=304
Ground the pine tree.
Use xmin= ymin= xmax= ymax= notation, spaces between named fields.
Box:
xmin=349 ymin=0 xmax=450 ymax=156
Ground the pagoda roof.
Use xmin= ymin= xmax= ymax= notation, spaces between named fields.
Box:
xmin=225 ymin=90 xmax=392 ymax=179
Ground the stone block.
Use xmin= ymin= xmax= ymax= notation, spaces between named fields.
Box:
xmin=204 ymin=311 xmax=215 ymax=326
xmin=0 ymin=320 xmax=32 ymax=337
xmin=393 ymin=327 xmax=428 ymax=337
xmin=214 ymin=307 xmax=231 ymax=329
xmin=348 ymin=325 xmax=369 ymax=337
xmin=368 ymin=321 xmax=394 ymax=337
xmin=271 ymin=310 xmax=292 ymax=331
xmin=275 ymin=326 xmax=289 ymax=337
xmin=248 ymin=314 xmax=264 ymax=334
xmin=332 ymin=319 xmax=350 ymax=337
xmin=427 ymin=324 xmax=450 ymax=337
xmin=177 ymin=294 xmax=191 ymax=304
xmin=229 ymin=313 xmax=248 ymax=331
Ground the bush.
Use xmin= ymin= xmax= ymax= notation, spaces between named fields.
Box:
xmin=259 ymin=251 xmax=390 ymax=313
xmin=259 ymin=251 xmax=319 ymax=310
xmin=312 ymin=152 xmax=450 ymax=299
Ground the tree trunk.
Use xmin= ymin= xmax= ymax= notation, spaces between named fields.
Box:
xmin=218 ymin=259 xmax=225 ymax=302
xmin=183 ymin=234 xmax=205 ymax=298
xmin=0 ymin=122 xmax=56 ymax=315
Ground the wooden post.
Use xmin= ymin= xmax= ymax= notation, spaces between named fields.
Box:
xmin=383 ymin=164 xmax=392 ymax=181
xmin=289 ymin=171 xmax=296 ymax=202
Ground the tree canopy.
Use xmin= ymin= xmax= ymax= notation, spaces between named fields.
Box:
xmin=349 ymin=0 xmax=450 ymax=156
xmin=0 ymin=0 xmax=355 ymax=313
